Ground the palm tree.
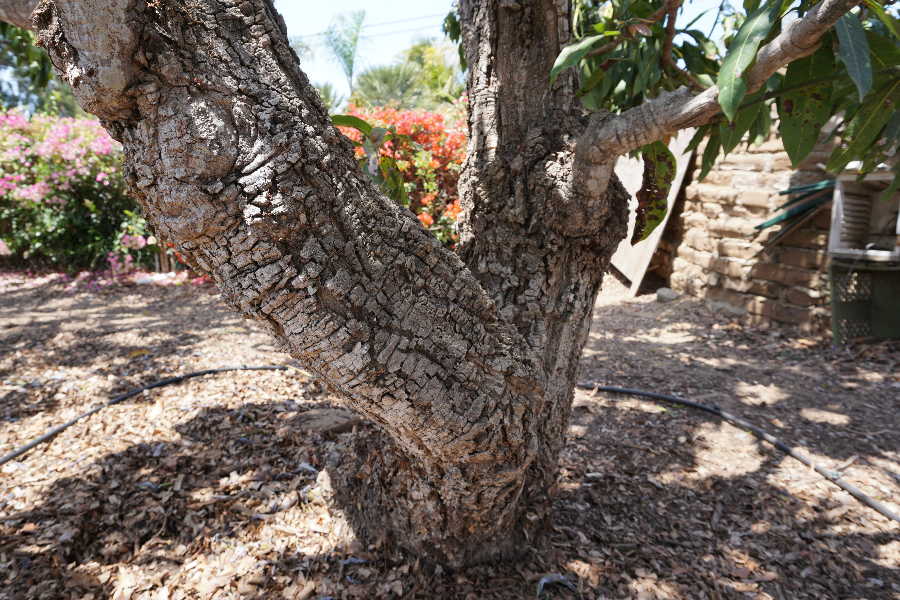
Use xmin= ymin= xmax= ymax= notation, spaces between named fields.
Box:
xmin=322 ymin=11 xmax=367 ymax=96
xmin=353 ymin=62 xmax=424 ymax=110
xmin=290 ymin=37 xmax=313 ymax=62
xmin=402 ymin=37 xmax=464 ymax=103
xmin=313 ymin=81 xmax=343 ymax=113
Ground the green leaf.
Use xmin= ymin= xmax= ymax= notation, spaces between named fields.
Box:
xmin=631 ymin=141 xmax=676 ymax=245
xmin=780 ymin=40 xmax=835 ymax=167
xmin=835 ymin=13 xmax=872 ymax=102
xmin=331 ymin=114 xmax=373 ymax=135
xmin=550 ymin=35 xmax=615 ymax=90
xmin=881 ymin=163 xmax=900 ymax=202
xmin=576 ymin=58 xmax=625 ymax=97
xmin=860 ymin=102 xmax=900 ymax=172
xmin=718 ymin=1 xmax=781 ymax=120
xmin=686 ymin=124 xmax=711 ymax=154
xmin=370 ymin=126 xmax=388 ymax=146
xmin=720 ymin=98 xmax=762 ymax=156
xmin=698 ymin=129 xmax=721 ymax=182
xmin=826 ymin=77 xmax=900 ymax=173
xmin=865 ymin=30 xmax=900 ymax=69
xmin=867 ymin=1 xmax=900 ymax=41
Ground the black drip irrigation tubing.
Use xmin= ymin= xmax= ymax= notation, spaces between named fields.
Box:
xmin=0 ymin=365 xmax=301 ymax=468
xmin=577 ymin=382 xmax=900 ymax=524
xmin=0 ymin=366 xmax=896 ymax=525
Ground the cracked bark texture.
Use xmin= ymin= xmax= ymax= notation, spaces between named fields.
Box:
xmin=455 ymin=0 xmax=628 ymax=497
xmin=29 ymin=0 xmax=628 ymax=563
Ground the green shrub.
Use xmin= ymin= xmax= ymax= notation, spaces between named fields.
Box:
xmin=0 ymin=110 xmax=155 ymax=270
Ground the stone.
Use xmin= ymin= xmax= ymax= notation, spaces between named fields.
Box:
xmin=296 ymin=408 xmax=364 ymax=434
xmin=694 ymin=183 xmax=739 ymax=204
xmin=740 ymin=189 xmax=772 ymax=208
xmin=775 ymin=248 xmax=829 ymax=270
xmin=750 ymin=262 xmax=821 ymax=288
xmin=708 ymin=216 xmax=760 ymax=238
xmin=782 ymin=229 xmax=828 ymax=249
xmin=719 ymin=154 xmax=769 ymax=172
xmin=657 ymin=287 xmax=680 ymax=303
xmin=717 ymin=239 xmax=761 ymax=259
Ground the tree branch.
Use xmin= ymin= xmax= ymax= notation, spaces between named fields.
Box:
xmin=659 ymin=0 xmax=708 ymax=91
xmin=575 ymin=0 xmax=861 ymax=166
xmin=31 ymin=0 xmax=546 ymax=553
xmin=585 ymin=0 xmax=675 ymax=59
xmin=0 ymin=0 xmax=38 ymax=29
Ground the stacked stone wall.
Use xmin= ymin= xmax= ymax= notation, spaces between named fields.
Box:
xmin=652 ymin=135 xmax=835 ymax=332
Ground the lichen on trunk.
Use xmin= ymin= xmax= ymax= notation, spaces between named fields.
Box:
xmin=31 ymin=0 xmax=629 ymax=564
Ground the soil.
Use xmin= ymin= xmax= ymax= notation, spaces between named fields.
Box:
xmin=0 ymin=271 xmax=898 ymax=599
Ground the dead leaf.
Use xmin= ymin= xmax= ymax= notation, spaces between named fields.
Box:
xmin=148 ymin=399 xmax=163 ymax=419
xmin=194 ymin=575 xmax=231 ymax=595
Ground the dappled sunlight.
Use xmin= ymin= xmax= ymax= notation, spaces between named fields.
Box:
xmin=800 ymin=407 xmax=851 ymax=426
xmin=1 ymin=272 xmax=898 ymax=598
xmin=735 ymin=382 xmax=789 ymax=406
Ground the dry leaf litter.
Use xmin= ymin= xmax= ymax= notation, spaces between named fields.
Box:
xmin=0 ymin=271 xmax=898 ymax=599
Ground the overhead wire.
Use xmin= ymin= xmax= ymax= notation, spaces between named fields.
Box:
xmin=294 ymin=12 xmax=447 ymax=39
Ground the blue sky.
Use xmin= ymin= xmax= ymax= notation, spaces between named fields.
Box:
xmin=273 ymin=1 xmax=717 ymax=102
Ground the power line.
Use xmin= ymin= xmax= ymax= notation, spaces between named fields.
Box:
xmin=367 ymin=24 xmax=444 ymax=39
xmin=366 ymin=12 xmax=447 ymax=29
xmin=295 ymin=12 xmax=447 ymax=38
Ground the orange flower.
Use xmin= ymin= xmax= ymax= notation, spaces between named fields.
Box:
xmin=444 ymin=199 xmax=462 ymax=220
xmin=417 ymin=213 xmax=434 ymax=226
xmin=421 ymin=193 xmax=435 ymax=206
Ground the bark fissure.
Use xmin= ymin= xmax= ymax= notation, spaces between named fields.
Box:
xmin=0 ymin=0 xmax=860 ymax=565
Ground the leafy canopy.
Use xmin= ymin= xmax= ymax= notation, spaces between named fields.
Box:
xmin=547 ymin=0 xmax=900 ymax=240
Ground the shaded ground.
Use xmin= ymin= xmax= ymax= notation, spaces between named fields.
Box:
xmin=0 ymin=271 xmax=898 ymax=599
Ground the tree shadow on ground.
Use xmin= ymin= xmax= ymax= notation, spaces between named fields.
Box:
xmin=1 ymin=275 xmax=898 ymax=598
xmin=0 ymin=282 xmax=275 ymax=423
xmin=1 ymin=381 xmax=898 ymax=599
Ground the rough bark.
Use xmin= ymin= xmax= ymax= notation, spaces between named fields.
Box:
xmin=32 ymin=0 xmax=554 ymax=563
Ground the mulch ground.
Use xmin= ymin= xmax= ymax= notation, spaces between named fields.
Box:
xmin=0 ymin=270 xmax=897 ymax=600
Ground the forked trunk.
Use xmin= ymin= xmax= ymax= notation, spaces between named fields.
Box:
xmin=30 ymin=0 xmax=628 ymax=564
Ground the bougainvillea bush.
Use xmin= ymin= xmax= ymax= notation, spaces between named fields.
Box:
xmin=338 ymin=98 xmax=467 ymax=246
xmin=0 ymin=110 xmax=157 ymax=270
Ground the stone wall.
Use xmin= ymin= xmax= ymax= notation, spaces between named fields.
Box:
xmin=651 ymin=134 xmax=835 ymax=332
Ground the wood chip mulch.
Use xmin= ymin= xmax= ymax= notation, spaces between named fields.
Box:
xmin=0 ymin=271 xmax=897 ymax=599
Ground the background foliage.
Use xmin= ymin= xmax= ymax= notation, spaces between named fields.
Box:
xmin=539 ymin=0 xmax=900 ymax=241
xmin=336 ymin=100 xmax=467 ymax=247
xmin=0 ymin=110 xmax=156 ymax=270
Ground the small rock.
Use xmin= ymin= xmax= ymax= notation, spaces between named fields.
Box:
xmin=656 ymin=287 xmax=679 ymax=303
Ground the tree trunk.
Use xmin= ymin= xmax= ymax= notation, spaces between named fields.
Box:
xmin=454 ymin=0 xmax=628 ymax=499
xmin=29 ymin=0 xmax=628 ymax=564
